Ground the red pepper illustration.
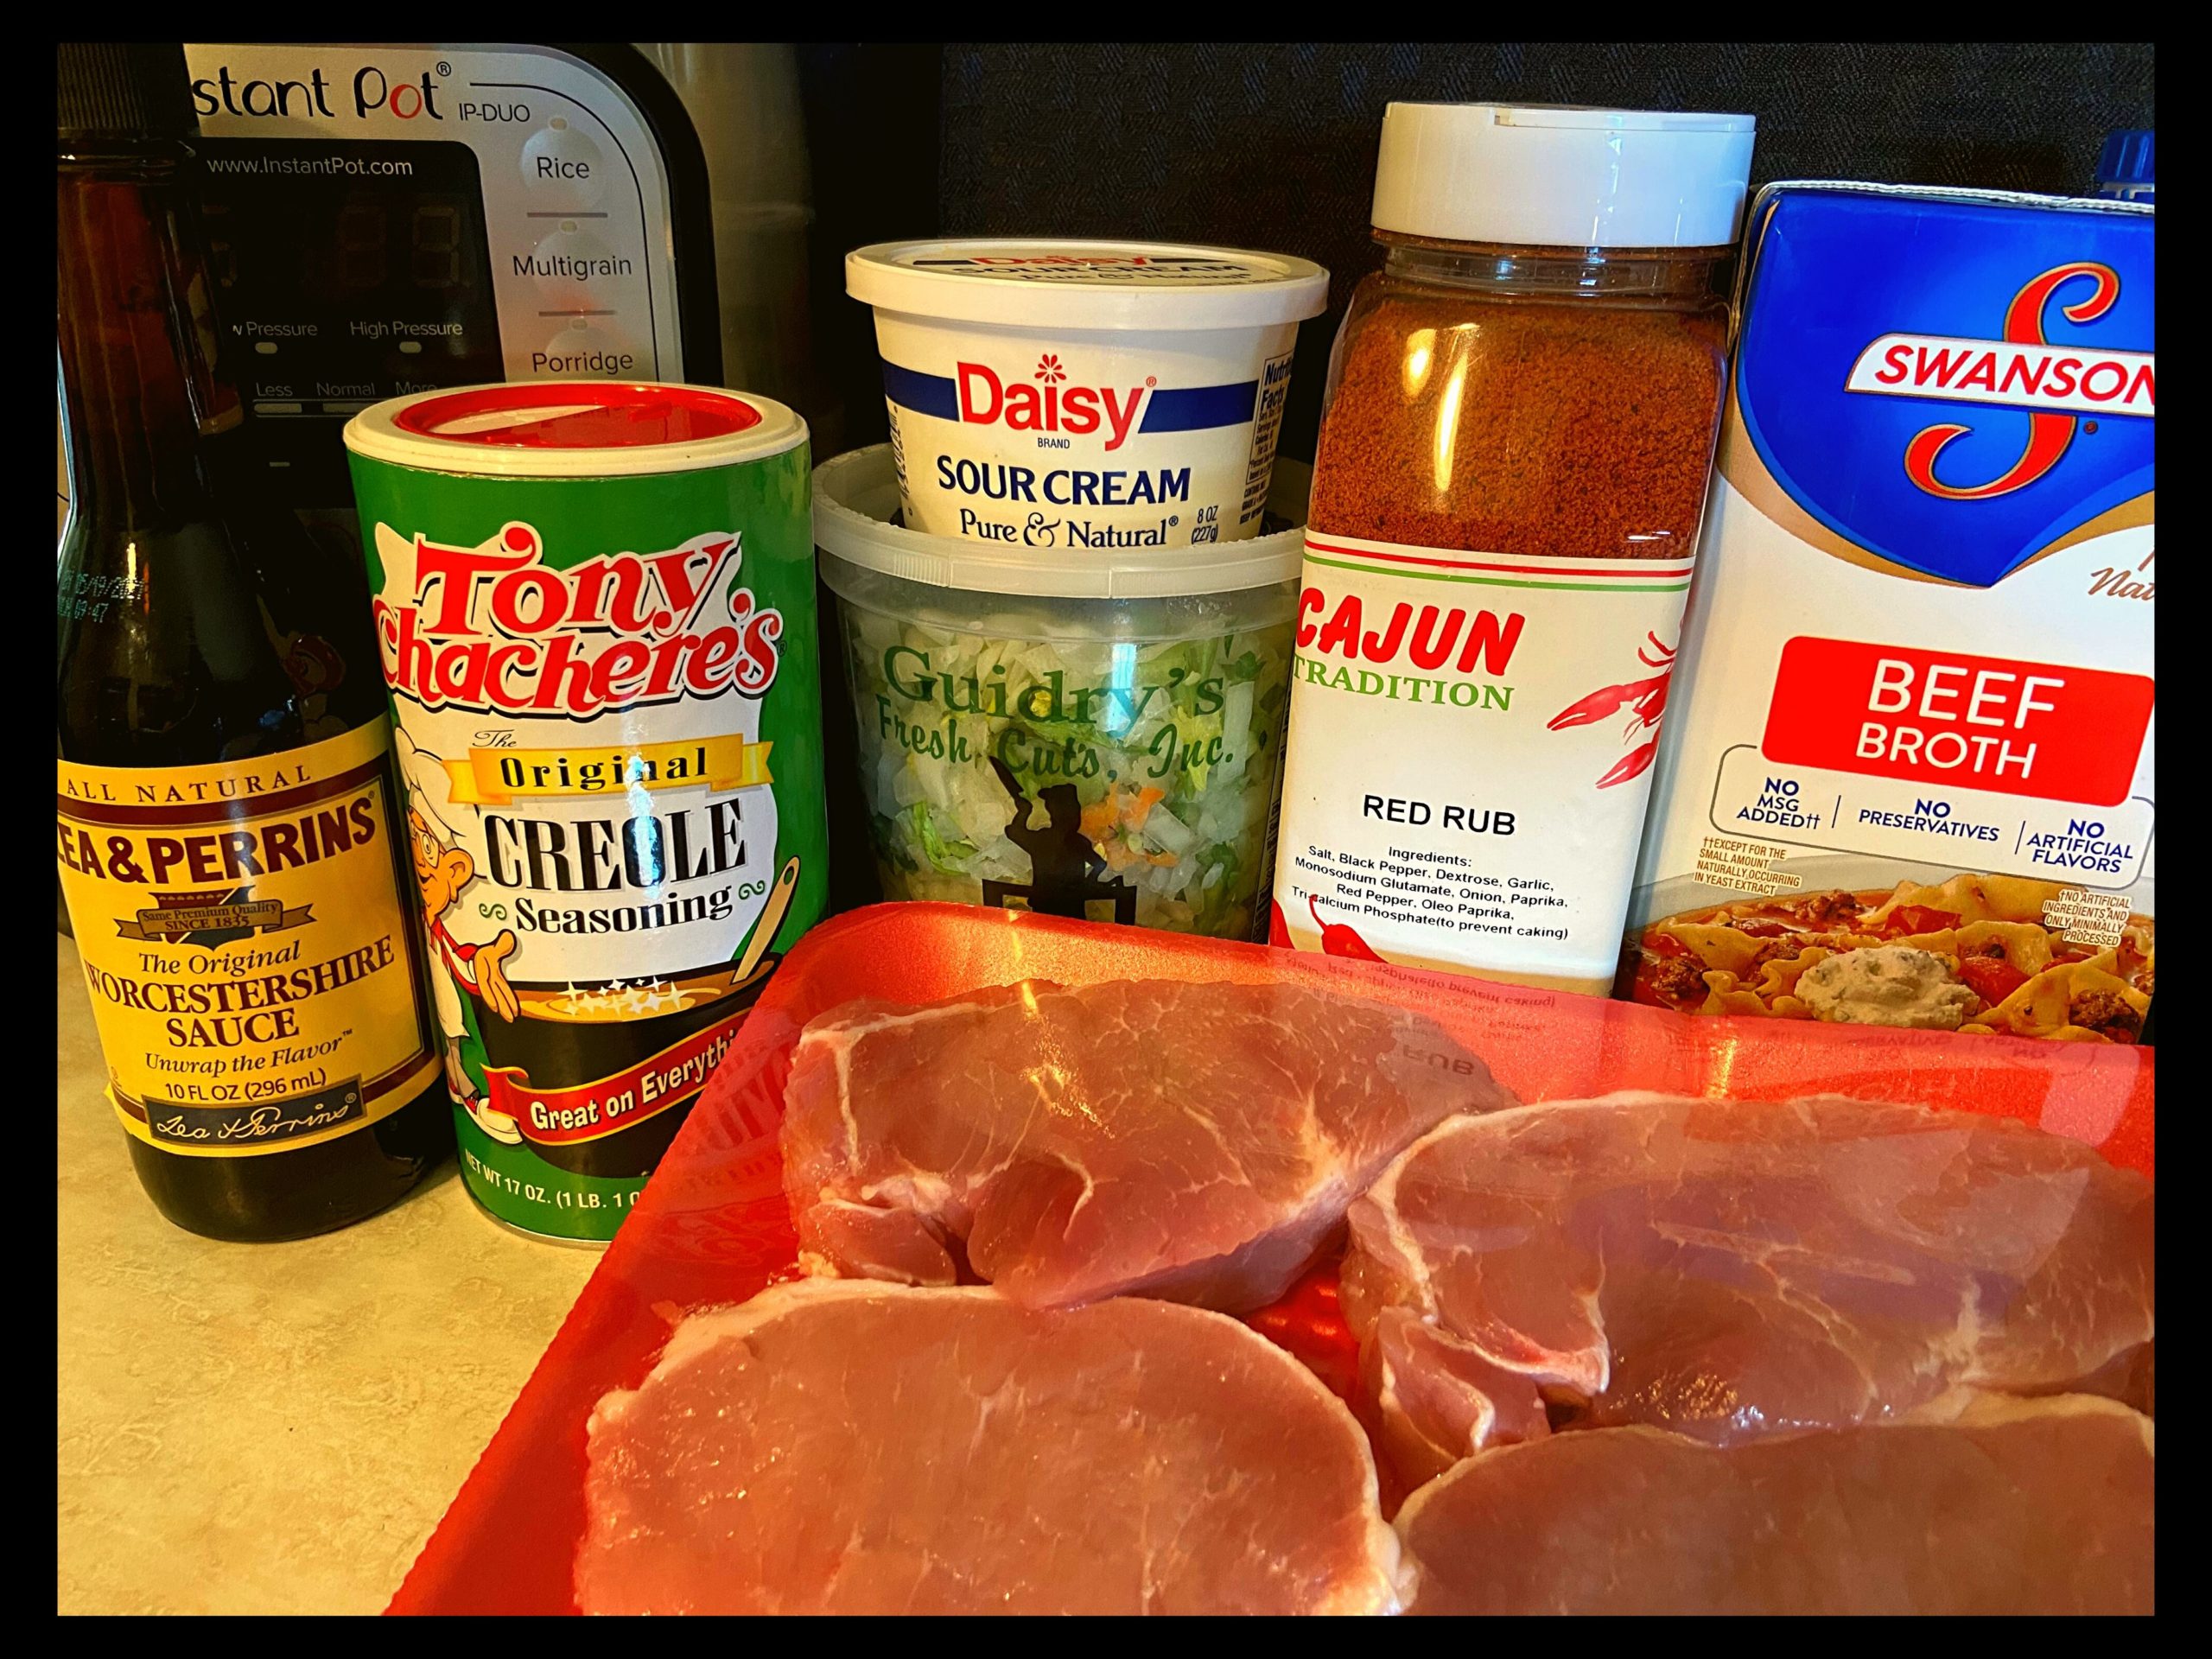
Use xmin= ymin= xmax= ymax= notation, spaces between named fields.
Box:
xmin=1268 ymin=898 xmax=1294 ymax=949
xmin=1309 ymin=894 xmax=1387 ymax=961
xmin=1550 ymin=632 xmax=1676 ymax=789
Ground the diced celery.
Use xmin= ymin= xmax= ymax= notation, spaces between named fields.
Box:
xmin=829 ymin=589 xmax=1293 ymax=940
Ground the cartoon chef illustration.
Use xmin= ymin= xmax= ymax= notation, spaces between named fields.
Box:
xmin=394 ymin=730 xmax=524 ymax=1146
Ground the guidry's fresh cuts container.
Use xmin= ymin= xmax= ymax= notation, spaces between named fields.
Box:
xmin=848 ymin=239 xmax=1327 ymax=549
xmin=817 ymin=445 xmax=1302 ymax=940
xmin=344 ymin=383 xmax=828 ymax=1242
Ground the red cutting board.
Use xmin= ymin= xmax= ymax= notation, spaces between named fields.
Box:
xmin=387 ymin=901 xmax=2155 ymax=1614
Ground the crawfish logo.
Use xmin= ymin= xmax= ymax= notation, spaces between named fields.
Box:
xmin=1549 ymin=632 xmax=1676 ymax=789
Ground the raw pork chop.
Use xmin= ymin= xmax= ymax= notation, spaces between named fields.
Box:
xmin=783 ymin=979 xmax=1510 ymax=1311
xmin=1344 ymin=1092 xmax=2153 ymax=1478
xmin=575 ymin=1281 xmax=1405 ymax=1616
xmin=1395 ymin=1393 xmax=2154 ymax=1614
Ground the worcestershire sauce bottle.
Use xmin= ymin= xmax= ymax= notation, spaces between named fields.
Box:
xmin=56 ymin=43 xmax=449 ymax=1240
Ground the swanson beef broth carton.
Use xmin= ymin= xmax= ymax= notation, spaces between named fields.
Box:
xmin=1628 ymin=184 xmax=2156 ymax=1046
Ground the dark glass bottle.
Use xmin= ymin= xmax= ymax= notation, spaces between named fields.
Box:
xmin=56 ymin=42 xmax=450 ymax=1240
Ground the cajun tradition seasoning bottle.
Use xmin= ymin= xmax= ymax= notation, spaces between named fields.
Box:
xmin=1272 ymin=103 xmax=1753 ymax=994
xmin=55 ymin=43 xmax=448 ymax=1240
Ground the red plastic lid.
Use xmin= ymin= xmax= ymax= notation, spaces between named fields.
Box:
xmin=346 ymin=380 xmax=805 ymax=478
xmin=393 ymin=382 xmax=763 ymax=447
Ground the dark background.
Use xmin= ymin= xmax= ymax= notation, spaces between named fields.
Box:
xmin=800 ymin=41 xmax=2156 ymax=464
xmin=793 ymin=41 xmax=2155 ymax=916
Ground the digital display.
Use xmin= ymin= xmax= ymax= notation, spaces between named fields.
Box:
xmin=288 ymin=195 xmax=474 ymax=302
xmin=196 ymin=138 xmax=505 ymax=411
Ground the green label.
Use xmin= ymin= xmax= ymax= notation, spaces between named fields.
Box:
xmin=453 ymin=1108 xmax=649 ymax=1243
xmin=346 ymin=442 xmax=827 ymax=1240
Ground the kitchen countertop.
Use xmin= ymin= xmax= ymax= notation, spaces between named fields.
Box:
xmin=55 ymin=934 xmax=599 ymax=1616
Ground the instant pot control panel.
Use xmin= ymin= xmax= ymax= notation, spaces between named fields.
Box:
xmin=181 ymin=42 xmax=714 ymax=506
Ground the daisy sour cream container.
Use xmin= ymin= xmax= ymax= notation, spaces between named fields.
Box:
xmin=847 ymin=239 xmax=1328 ymax=550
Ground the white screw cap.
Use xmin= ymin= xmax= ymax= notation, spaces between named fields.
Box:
xmin=1370 ymin=103 xmax=1756 ymax=250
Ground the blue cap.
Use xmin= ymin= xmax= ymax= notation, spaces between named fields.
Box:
xmin=2094 ymin=130 xmax=2155 ymax=201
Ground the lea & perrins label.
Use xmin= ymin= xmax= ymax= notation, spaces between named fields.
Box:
xmin=55 ymin=718 xmax=441 ymax=1155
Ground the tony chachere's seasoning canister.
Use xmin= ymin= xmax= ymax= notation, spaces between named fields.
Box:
xmin=344 ymin=383 xmax=828 ymax=1242
xmin=1272 ymin=104 xmax=1754 ymax=994
xmin=848 ymin=239 xmax=1327 ymax=549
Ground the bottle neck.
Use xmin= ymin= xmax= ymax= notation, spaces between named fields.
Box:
xmin=1376 ymin=232 xmax=1726 ymax=305
xmin=56 ymin=146 xmax=234 ymax=530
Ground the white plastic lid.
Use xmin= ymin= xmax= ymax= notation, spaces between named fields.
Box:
xmin=846 ymin=239 xmax=1330 ymax=331
xmin=345 ymin=381 xmax=805 ymax=478
xmin=814 ymin=445 xmax=1307 ymax=601
xmin=1370 ymin=103 xmax=1756 ymax=249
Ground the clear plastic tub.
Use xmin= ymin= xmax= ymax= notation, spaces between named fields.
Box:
xmin=815 ymin=445 xmax=1306 ymax=939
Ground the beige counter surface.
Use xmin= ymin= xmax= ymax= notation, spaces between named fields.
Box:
xmin=56 ymin=935 xmax=599 ymax=1615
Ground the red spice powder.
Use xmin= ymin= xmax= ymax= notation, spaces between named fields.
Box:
xmin=1310 ymin=285 xmax=1727 ymax=560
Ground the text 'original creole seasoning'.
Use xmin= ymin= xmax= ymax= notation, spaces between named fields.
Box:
xmin=344 ymin=384 xmax=828 ymax=1242
xmin=1628 ymin=184 xmax=2154 ymax=1044
xmin=847 ymin=239 xmax=1326 ymax=549
xmin=1273 ymin=104 xmax=1754 ymax=992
